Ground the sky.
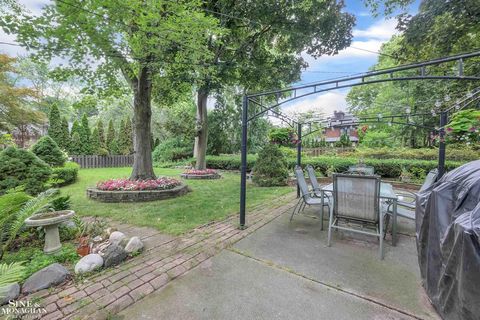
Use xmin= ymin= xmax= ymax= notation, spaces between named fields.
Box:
xmin=0 ymin=0 xmax=421 ymax=118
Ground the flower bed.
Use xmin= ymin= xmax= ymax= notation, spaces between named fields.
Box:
xmin=88 ymin=177 xmax=189 ymax=202
xmin=96 ymin=177 xmax=182 ymax=191
xmin=180 ymin=168 xmax=221 ymax=180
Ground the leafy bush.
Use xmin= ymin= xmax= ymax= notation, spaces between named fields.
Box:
xmin=268 ymin=128 xmax=294 ymax=146
xmin=152 ymin=137 xmax=192 ymax=163
xmin=352 ymin=147 xmax=479 ymax=161
xmin=51 ymin=162 xmax=79 ymax=186
xmin=360 ymin=130 xmax=397 ymax=148
xmin=253 ymin=144 xmax=289 ymax=187
xmin=0 ymin=147 xmax=52 ymax=195
xmin=31 ymin=136 xmax=66 ymax=167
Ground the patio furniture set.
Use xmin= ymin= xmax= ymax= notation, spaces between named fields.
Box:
xmin=292 ymin=164 xmax=438 ymax=259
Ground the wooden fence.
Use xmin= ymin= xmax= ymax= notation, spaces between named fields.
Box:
xmin=70 ymin=155 xmax=134 ymax=168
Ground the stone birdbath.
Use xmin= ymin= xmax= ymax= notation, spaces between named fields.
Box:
xmin=25 ymin=210 xmax=75 ymax=254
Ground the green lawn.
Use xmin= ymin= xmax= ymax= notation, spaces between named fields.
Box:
xmin=60 ymin=168 xmax=293 ymax=235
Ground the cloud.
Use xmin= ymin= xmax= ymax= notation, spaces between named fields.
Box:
xmin=281 ymin=91 xmax=348 ymax=118
xmin=352 ymin=19 xmax=398 ymax=41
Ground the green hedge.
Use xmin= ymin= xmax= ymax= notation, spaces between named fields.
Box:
xmin=51 ymin=162 xmax=79 ymax=187
xmin=349 ymin=147 xmax=479 ymax=162
xmin=205 ymin=155 xmax=464 ymax=179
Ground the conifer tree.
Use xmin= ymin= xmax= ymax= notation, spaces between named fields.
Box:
xmin=79 ymin=114 xmax=92 ymax=154
xmin=59 ymin=117 xmax=70 ymax=151
xmin=97 ymin=120 xmax=106 ymax=149
xmin=70 ymin=132 xmax=82 ymax=155
xmin=91 ymin=126 xmax=101 ymax=154
xmin=124 ymin=117 xmax=133 ymax=154
xmin=106 ymin=119 xmax=118 ymax=155
xmin=47 ymin=104 xmax=62 ymax=146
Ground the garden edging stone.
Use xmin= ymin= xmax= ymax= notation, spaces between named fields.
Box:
xmin=22 ymin=263 xmax=70 ymax=294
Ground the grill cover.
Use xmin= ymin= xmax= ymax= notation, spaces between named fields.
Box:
xmin=416 ymin=160 xmax=480 ymax=320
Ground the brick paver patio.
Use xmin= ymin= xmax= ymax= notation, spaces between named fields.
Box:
xmin=25 ymin=193 xmax=296 ymax=320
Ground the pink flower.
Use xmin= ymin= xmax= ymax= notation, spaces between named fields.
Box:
xmin=183 ymin=169 xmax=218 ymax=175
xmin=96 ymin=177 xmax=181 ymax=191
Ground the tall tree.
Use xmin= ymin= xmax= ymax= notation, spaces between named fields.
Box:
xmin=96 ymin=120 xmax=106 ymax=150
xmin=1 ymin=0 xmax=220 ymax=179
xmin=47 ymin=104 xmax=62 ymax=145
xmin=59 ymin=116 xmax=70 ymax=151
xmin=79 ymin=113 xmax=92 ymax=154
xmin=191 ymin=1 xmax=355 ymax=169
xmin=91 ymin=126 xmax=101 ymax=154
xmin=69 ymin=119 xmax=81 ymax=154
xmin=106 ymin=119 xmax=118 ymax=155
xmin=0 ymin=54 xmax=45 ymax=147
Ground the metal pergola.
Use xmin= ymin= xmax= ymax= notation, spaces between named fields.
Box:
xmin=239 ymin=51 xmax=480 ymax=227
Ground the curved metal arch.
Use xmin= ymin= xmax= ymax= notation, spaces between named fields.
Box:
xmin=248 ymin=98 xmax=297 ymax=128
xmin=248 ymin=76 xmax=480 ymax=122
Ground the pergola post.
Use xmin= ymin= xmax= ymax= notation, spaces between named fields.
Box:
xmin=296 ymin=123 xmax=302 ymax=198
xmin=438 ymin=111 xmax=448 ymax=178
xmin=239 ymin=96 xmax=248 ymax=228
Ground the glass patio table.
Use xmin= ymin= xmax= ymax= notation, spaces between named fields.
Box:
xmin=320 ymin=181 xmax=399 ymax=246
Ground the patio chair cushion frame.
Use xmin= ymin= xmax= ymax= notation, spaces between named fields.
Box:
xmin=327 ymin=173 xmax=385 ymax=259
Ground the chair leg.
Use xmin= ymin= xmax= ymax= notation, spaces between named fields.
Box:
xmin=379 ymin=215 xmax=385 ymax=260
xmin=320 ymin=205 xmax=325 ymax=231
xmin=327 ymin=206 xmax=334 ymax=247
xmin=290 ymin=198 xmax=303 ymax=222
xmin=383 ymin=214 xmax=391 ymax=240
xmin=300 ymin=202 xmax=307 ymax=213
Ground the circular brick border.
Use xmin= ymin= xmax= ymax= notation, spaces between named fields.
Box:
xmin=87 ymin=184 xmax=189 ymax=203
xmin=180 ymin=173 xmax=221 ymax=180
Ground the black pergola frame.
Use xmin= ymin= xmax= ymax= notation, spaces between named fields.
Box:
xmin=239 ymin=51 xmax=480 ymax=228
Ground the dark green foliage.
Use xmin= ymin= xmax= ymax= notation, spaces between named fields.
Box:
xmin=152 ymin=137 xmax=192 ymax=163
xmin=90 ymin=127 xmax=101 ymax=154
xmin=69 ymin=132 xmax=82 ymax=155
xmin=79 ymin=113 xmax=92 ymax=154
xmin=0 ymin=147 xmax=52 ymax=195
xmin=48 ymin=195 xmax=71 ymax=211
xmin=31 ymin=136 xmax=66 ymax=167
xmin=334 ymin=133 xmax=352 ymax=147
xmin=253 ymin=144 xmax=289 ymax=187
xmin=97 ymin=120 xmax=106 ymax=149
xmin=0 ymin=191 xmax=31 ymax=219
xmin=268 ymin=128 xmax=293 ymax=146
xmin=59 ymin=117 xmax=70 ymax=151
xmin=118 ymin=118 xmax=133 ymax=155
xmin=51 ymin=162 xmax=79 ymax=186
xmin=47 ymin=104 xmax=62 ymax=146
xmin=106 ymin=119 xmax=119 ymax=155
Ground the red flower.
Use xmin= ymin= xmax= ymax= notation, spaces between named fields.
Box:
xmin=96 ymin=177 xmax=181 ymax=191
xmin=183 ymin=169 xmax=218 ymax=175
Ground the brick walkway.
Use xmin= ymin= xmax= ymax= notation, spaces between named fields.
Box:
xmin=27 ymin=193 xmax=296 ymax=320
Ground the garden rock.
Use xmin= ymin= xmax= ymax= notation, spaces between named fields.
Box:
xmin=124 ymin=236 xmax=144 ymax=253
xmin=74 ymin=254 xmax=104 ymax=274
xmin=60 ymin=220 xmax=76 ymax=229
xmin=0 ymin=283 xmax=20 ymax=305
xmin=22 ymin=263 xmax=69 ymax=294
xmin=103 ymin=244 xmax=127 ymax=268
xmin=109 ymin=231 xmax=126 ymax=246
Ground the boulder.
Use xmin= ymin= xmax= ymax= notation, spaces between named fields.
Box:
xmin=103 ymin=244 xmax=127 ymax=268
xmin=22 ymin=263 xmax=69 ymax=294
xmin=60 ymin=220 xmax=76 ymax=229
xmin=0 ymin=283 xmax=20 ymax=305
xmin=74 ymin=254 xmax=104 ymax=274
xmin=124 ymin=236 xmax=144 ymax=254
xmin=109 ymin=231 xmax=126 ymax=246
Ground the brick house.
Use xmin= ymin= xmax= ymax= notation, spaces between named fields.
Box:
xmin=323 ymin=111 xmax=359 ymax=145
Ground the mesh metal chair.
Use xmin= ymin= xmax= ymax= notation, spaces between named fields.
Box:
xmin=305 ymin=165 xmax=323 ymax=198
xmin=327 ymin=173 xmax=386 ymax=259
xmin=384 ymin=169 xmax=438 ymax=233
xmin=291 ymin=166 xmax=330 ymax=229
xmin=348 ymin=165 xmax=375 ymax=175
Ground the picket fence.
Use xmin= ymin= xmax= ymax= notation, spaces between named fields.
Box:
xmin=70 ymin=155 xmax=134 ymax=168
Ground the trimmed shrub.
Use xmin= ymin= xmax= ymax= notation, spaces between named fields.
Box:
xmin=152 ymin=137 xmax=192 ymax=163
xmin=0 ymin=147 xmax=52 ymax=195
xmin=203 ymin=154 xmax=463 ymax=180
xmin=31 ymin=136 xmax=66 ymax=167
xmin=51 ymin=162 xmax=79 ymax=186
xmin=252 ymin=144 xmax=289 ymax=187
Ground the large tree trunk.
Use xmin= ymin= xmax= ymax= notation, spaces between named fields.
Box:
xmin=194 ymin=88 xmax=209 ymax=170
xmin=130 ymin=67 xmax=156 ymax=180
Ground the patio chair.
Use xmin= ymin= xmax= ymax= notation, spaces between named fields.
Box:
xmin=291 ymin=166 xmax=330 ymax=230
xmin=384 ymin=169 xmax=438 ymax=234
xmin=305 ymin=165 xmax=324 ymax=198
xmin=327 ymin=173 xmax=386 ymax=259
xmin=348 ymin=164 xmax=375 ymax=175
